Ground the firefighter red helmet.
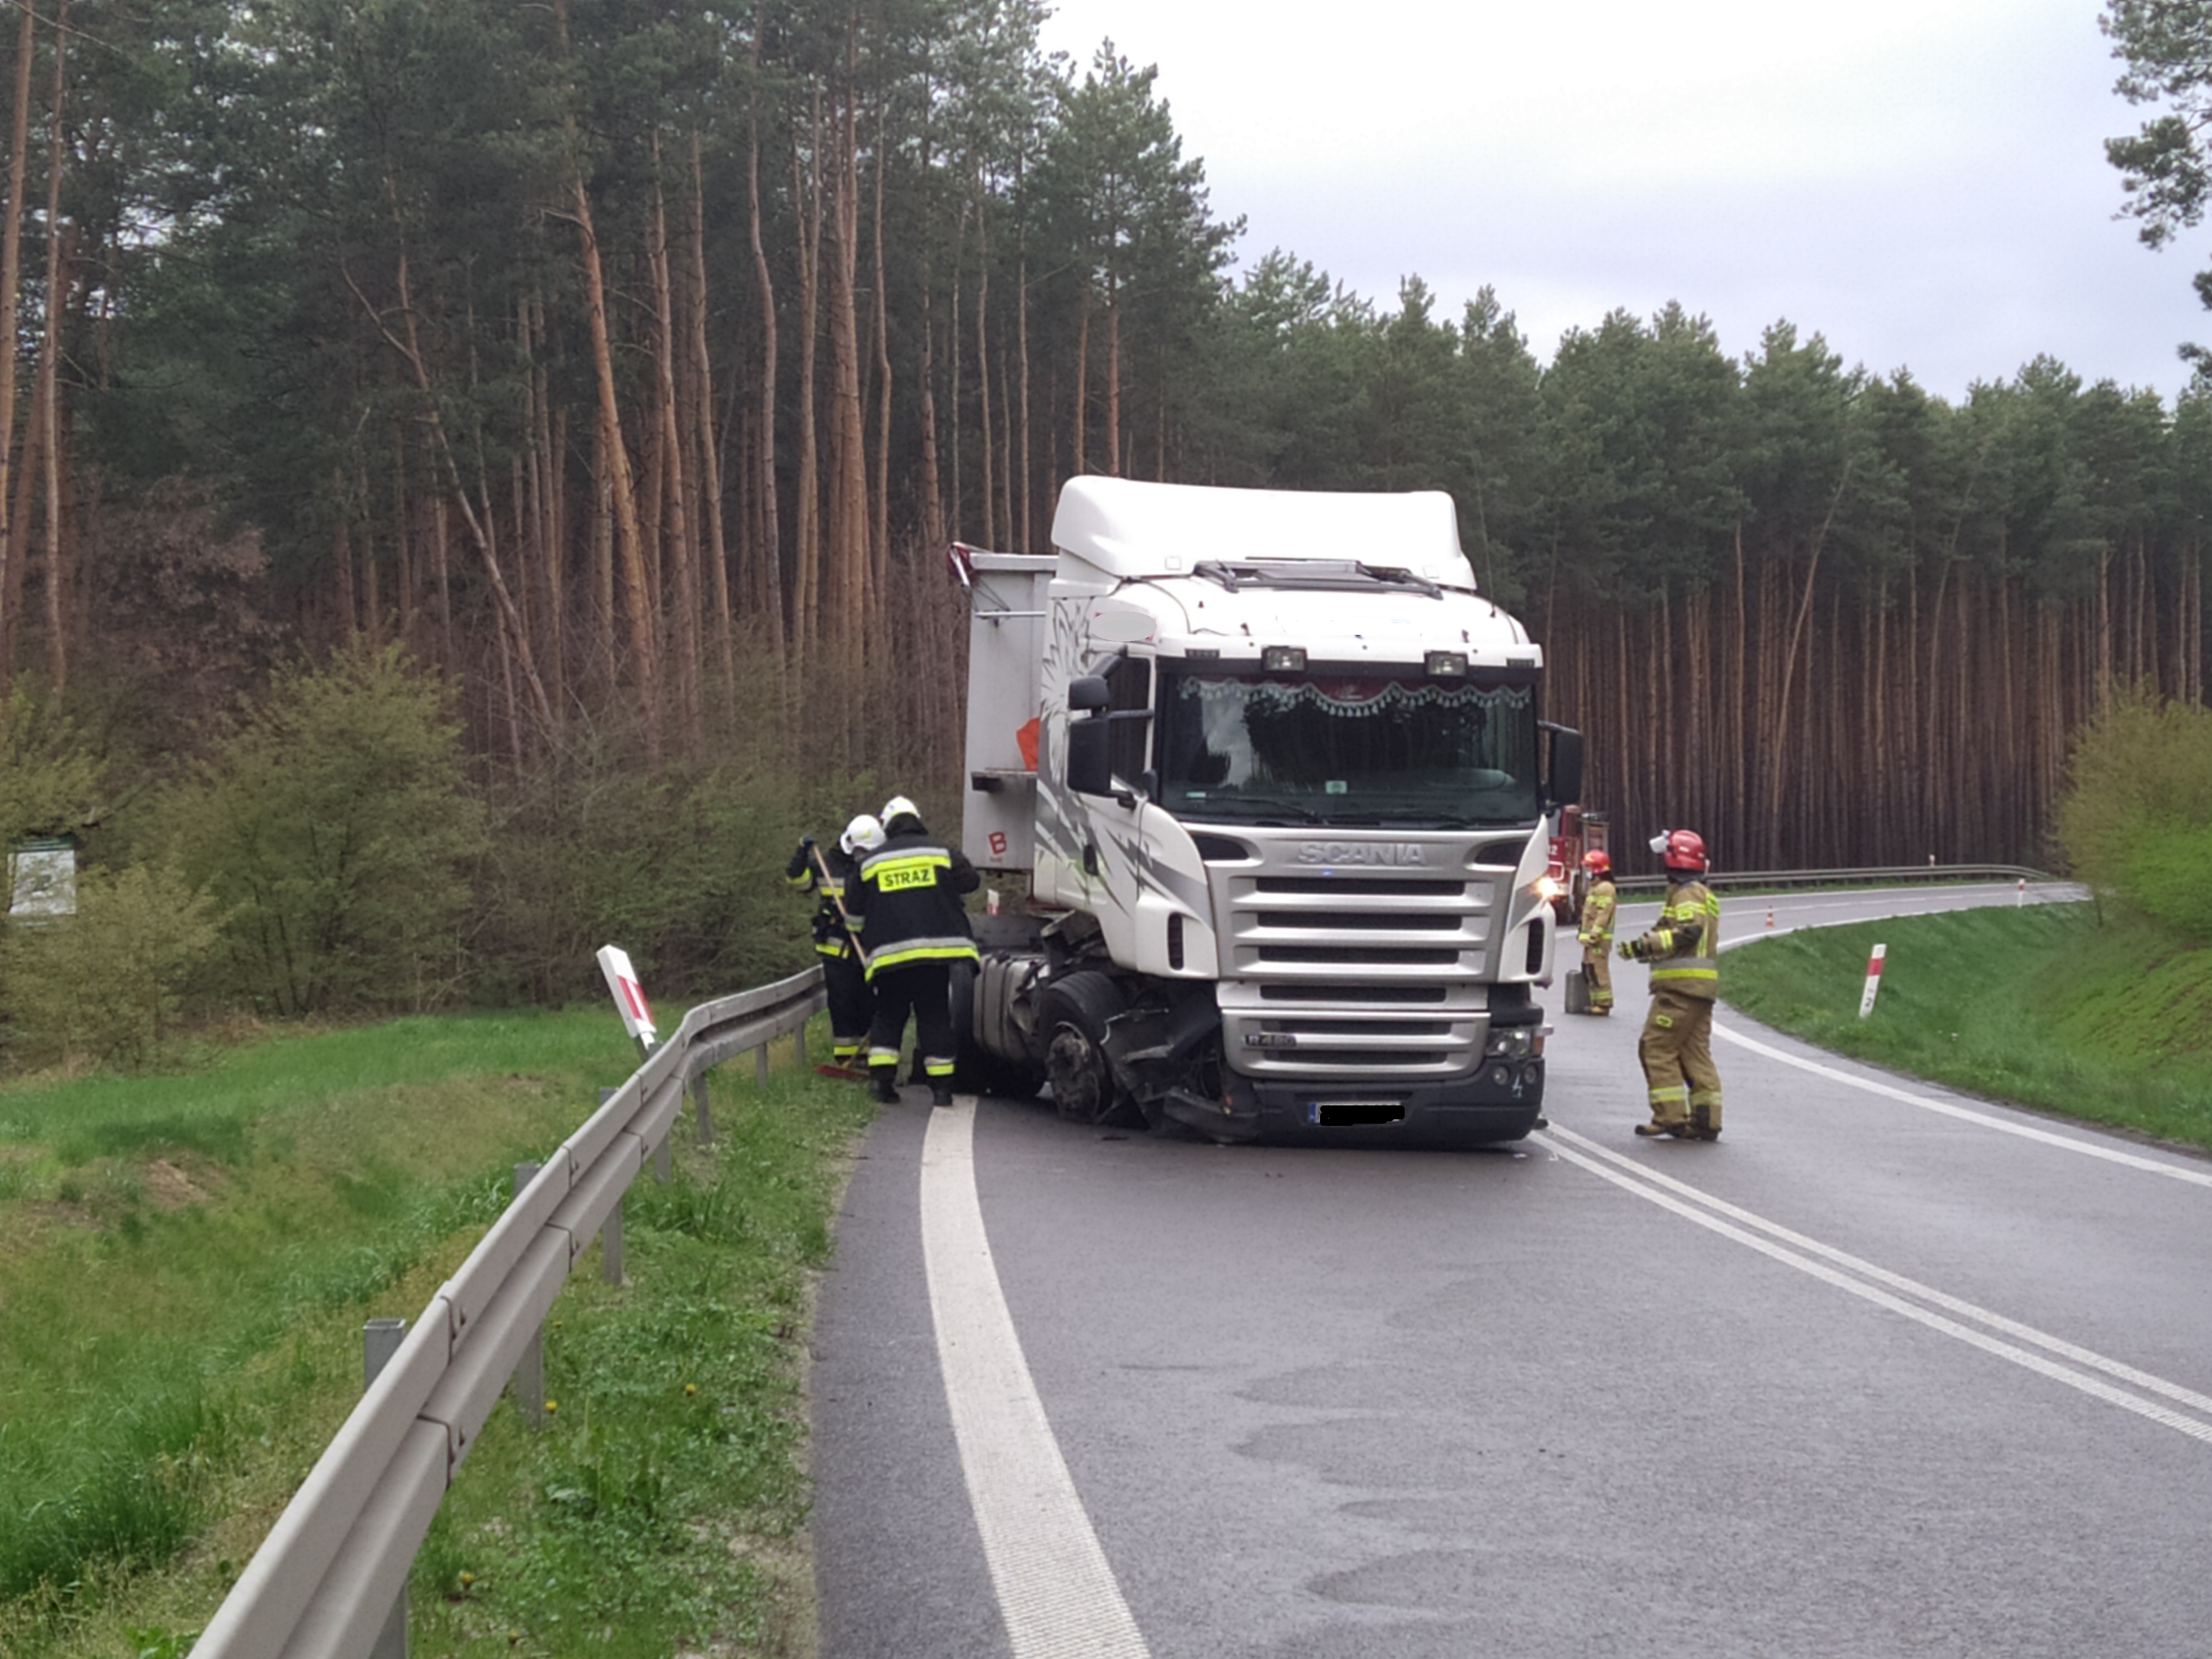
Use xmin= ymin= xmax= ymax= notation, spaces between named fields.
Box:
xmin=1662 ymin=829 xmax=1707 ymax=873
xmin=1581 ymin=848 xmax=1611 ymax=875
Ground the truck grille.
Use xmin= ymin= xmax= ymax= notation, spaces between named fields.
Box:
xmin=1213 ymin=847 xmax=1520 ymax=1080
xmin=1260 ymin=983 xmax=1445 ymax=1004
xmin=1225 ymin=870 xmax=1493 ymax=977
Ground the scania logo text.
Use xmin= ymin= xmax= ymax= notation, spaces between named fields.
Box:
xmin=1296 ymin=842 xmax=1427 ymax=866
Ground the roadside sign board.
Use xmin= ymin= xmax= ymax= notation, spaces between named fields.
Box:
xmin=1858 ymin=943 xmax=1887 ymax=1019
xmin=8 ymin=838 xmax=75 ymax=920
xmin=596 ymin=945 xmax=657 ymax=1049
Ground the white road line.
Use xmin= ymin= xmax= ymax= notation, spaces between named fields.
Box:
xmin=1543 ymin=1125 xmax=2212 ymax=1446
xmin=1552 ymin=1125 xmax=2212 ymax=1417
xmin=921 ymin=1097 xmax=1151 ymax=1659
xmin=1705 ymin=1021 xmax=2212 ymax=1192
xmin=1665 ymin=885 xmax=2212 ymax=1190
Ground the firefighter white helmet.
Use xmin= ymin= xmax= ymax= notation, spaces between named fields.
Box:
xmin=879 ymin=794 xmax=921 ymax=828
xmin=840 ymin=813 xmax=885 ymax=856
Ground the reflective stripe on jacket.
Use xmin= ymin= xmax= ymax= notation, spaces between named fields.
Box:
xmin=787 ymin=840 xmax=862 ymax=960
xmin=849 ymin=830 xmax=979 ymax=980
xmin=1644 ymin=878 xmax=1720 ymax=1000
xmin=1578 ymin=879 xmax=1617 ymax=945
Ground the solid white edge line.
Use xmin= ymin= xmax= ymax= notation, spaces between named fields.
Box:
xmin=921 ymin=1097 xmax=1151 ymax=1659
xmin=1549 ymin=1125 xmax=2212 ymax=1418
xmin=1708 ymin=1013 xmax=2212 ymax=1193
xmin=1540 ymin=1129 xmax=2212 ymax=1446
xmin=1675 ymin=885 xmax=2212 ymax=1191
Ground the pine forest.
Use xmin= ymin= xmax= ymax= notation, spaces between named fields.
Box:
xmin=0 ymin=0 xmax=2206 ymax=1001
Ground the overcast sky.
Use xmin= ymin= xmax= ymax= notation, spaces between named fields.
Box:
xmin=1034 ymin=0 xmax=2204 ymax=406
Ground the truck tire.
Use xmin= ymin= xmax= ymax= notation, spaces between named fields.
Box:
xmin=1036 ymin=971 xmax=1130 ymax=1126
xmin=950 ymin=961 xmax=1045 ymax=1100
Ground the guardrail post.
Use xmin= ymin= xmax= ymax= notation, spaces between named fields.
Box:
xmin=601 ymin=1196 xmax=625 ymax=1284
xmin=363 ymin=1318 xmax=410 ymax=1659
xmin=693 ymin=1070 xmax=714 ymax=1147
xmin=755 ymin=1043 xmax=769 ymax=1089
xmin=512 ymin=1162 xmax=548 ymax=1431
xmin=590 ymin=1089 xmax=638 ymax=1272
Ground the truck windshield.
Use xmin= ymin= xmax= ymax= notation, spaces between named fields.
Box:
xmin=1155 ymin=671 xmax=1541 ymax=827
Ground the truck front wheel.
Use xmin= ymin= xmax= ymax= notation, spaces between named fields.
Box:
xmin=1037 ymin=972 xmax=1129 ymax=1126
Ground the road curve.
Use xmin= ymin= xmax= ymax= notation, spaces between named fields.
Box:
xmin=810 ymin=883 xmax=2212 ymax=1657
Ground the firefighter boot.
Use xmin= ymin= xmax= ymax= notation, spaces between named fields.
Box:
xmin=869 ymin=1066 xmax=899 ymax=1105
xmin=931 ymin=1083 xmax=954 ymax=1108
xmin=1689 ymin=1099 xmax=1722 ymax=1141
xmin=1634 ymin=1119 xmax=1690 ymax=1139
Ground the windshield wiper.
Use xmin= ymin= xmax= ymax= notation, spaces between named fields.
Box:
xmin=1186 ymin=795 xmax=1327 ymax=825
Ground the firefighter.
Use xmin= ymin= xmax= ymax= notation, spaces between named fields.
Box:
xmin=848 ymin=794 xmax=979 ymax=1106
xmin=785 ymin=815 xmax=884 ymax=1073
xmin=1618 ymin=828 xmax=1723 ymax=1140
xmin=1576 ymin=848 xmax=1618 ymax=1015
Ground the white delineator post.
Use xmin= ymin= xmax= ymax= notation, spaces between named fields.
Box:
xmin=2017 ymin=877 xmax=2026 ymax=906
xmin=597 ymin=944 xmax=658 ymax=1055
xmin=1858 ymin=943 xmax=1888 ymax=1019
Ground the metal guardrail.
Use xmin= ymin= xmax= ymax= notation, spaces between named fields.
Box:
xmin=1609 ymin=862 xmax=2065 ymax=894
xmin=191 ymin=964 xmax=827 ymax=1659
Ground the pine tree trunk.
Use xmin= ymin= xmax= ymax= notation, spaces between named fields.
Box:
xmin=790 ymin=93 xmax=823 ymax=670
xmin=433 ymin=493 xmax=453 ymax=665
xmin=335 ymin=489 xmax=358 ymax=638
xmin=973 ymin=174 xmax=994 ymax=548
xmin=570 ymin=169 xmax=655 ymax=747
xmin=530 ymin=293 xmax=564 ymax=711
xmin=1017 ymin=254 xmax=1032 ymax=548
xmin=1105 ymin=288 xmax=1121 ymax=477
xmin=592 ymin=415 xmax=616 ymax=691
xmin=0 ymin=0 xmax=37 ymax=679
xmin=869 ymin=100 xmax=893 ymax=612
xmin=688 ymin=131 xmax=735 ymax=717
xmin=948 ymin=217 xmax=963 ymax=541
xmin=36 ymin=97 xmax=68 ymax=696
xmin=825 ymin=66 xmax=870 ymax=682
xmin=392 ymin=419 xmax=414 ymax=639
xmin=1073 ymin=282 xmax=1091 ymax=477
xmin=745 ymin=23 xmax=787 ymax=666
xmin=649 ymin=159 xmax=702 ymax=751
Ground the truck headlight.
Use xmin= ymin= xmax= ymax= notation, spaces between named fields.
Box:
xmin=1484 ymin=1025 xmax=1539 ymax=1061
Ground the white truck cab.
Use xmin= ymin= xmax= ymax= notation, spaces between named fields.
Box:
xmin=951 ymin=477 xmax=1582 ymax=1144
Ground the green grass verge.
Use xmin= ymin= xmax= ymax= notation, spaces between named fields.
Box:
xmin=1723 ymin=903 xmax=2212 ymax=1150
xmin=0 ymin=1006 xmax=871 ymax=1658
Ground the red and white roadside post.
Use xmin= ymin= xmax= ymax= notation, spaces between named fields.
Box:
xmin=597 ymin=944 xmax=658 ymax=1057
xmin=1858 ymin=943 xmax=1887 ymax=1019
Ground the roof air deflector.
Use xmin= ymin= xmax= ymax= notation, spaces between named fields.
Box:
xmin=1191 ymin=559 xmax=1443 ymax=599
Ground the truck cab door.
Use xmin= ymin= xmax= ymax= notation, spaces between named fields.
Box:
xmin=1064 ymin=667 xmax=1155 ymax=962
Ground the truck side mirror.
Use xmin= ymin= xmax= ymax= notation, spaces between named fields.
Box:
xmin=1067 ymin=716 xmax=1113 ymax=796
xmin=1543 ymin=724 xmax=1584 ymax=810
xmin=1068 ymin=675 xmax=1111 ymax=712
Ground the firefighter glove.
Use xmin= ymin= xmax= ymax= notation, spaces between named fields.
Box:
xmin=1616 ymin=939 xmax=1638 ymax=962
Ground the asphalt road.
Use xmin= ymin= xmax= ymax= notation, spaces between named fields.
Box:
xmin=809 ymin=883 xmax=2212 ymax=1657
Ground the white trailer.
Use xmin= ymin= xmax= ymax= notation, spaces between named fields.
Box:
xmin=949 ymin=477 xmax=1583 ymax=1144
